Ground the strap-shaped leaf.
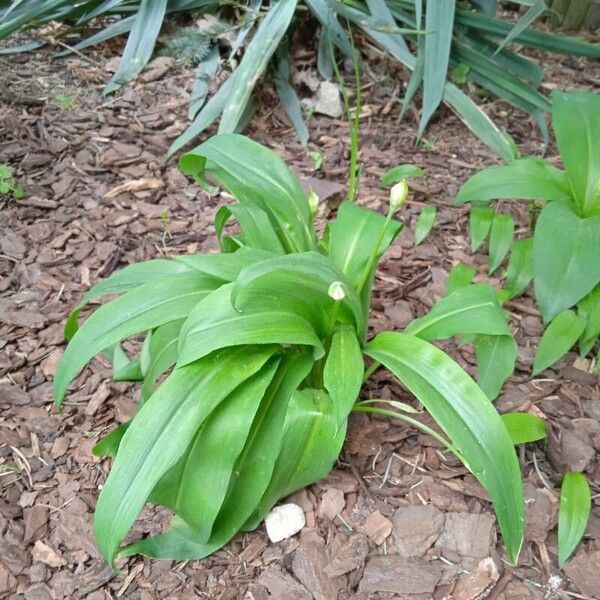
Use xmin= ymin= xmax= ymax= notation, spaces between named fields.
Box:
xmin=500 ymin=412 xmax=547 ymax=445
xmin=405 ymin=284 xmax=511 ymax=341
xmin=475 ymin=334 xmax=517 ymax=400
xmin=174 ymin=248 xmax=275 ymax=280
xmin=469 ymin=206 xmax=495 ymax=253
xmin=505 ymin=237 xmax=533 ymax=299
xmin=365 ymin=331 xmax=524 ymax=564
xmin=180 ymin=134 xmax=316 ymax=253
xmin=533 ymin=310 xmax=586 ymax=376
xmin=455 ymin=158 xmax=571 ymax=205
xmin=489 ymin=212 xmax=513 ymax=274
xmin=553 ymin=91 xmax=600 ymax=217
xmin=177 ymin=284 xmax=324 ymax=367
xmin=324 ymin=324 xmax=364 ymax=428
xmin=149 ymin=359 xmax=280 ymax=541
xmin=94 ymin=345 xmax=278 ymax=565
xmin=64 ymin=258 xmax=192 ymax=339
xmin=558 ymin=472 xmax=591 ymax=567
xmin=533 ymin=200 xmax=600 ymax=322
xmin=120 ymin=349 xmax=314 ymax=560
xmin=54 ymin=271 xmax=223 ymax=407
xmin=231 ymin=252 xmax=366 ymax=337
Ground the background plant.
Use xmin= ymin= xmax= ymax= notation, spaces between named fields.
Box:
xmin=455 ymin=90 xmax=600 ymax=375
xmin=54 ymin=133 xmax=525 ymax=565
xmin=1 ymin=1 xmax=599 ymax=158
xmin=0 ymin=163 xmax=24 ymax=200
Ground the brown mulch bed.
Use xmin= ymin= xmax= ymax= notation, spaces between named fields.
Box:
xmin=1 ymin=35 xmax=600 ymax=600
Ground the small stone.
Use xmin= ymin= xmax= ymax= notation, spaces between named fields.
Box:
xmin=265 ymin=503 xmax=306 ymax=543
xmin=313 ymin=81 xmax=343 ymax=118
xmin=318 ymin=488 xmax=345 ymax=520
xmin=360 ymin=511 xmax=393 ymax=545
xmin=392 ymin=504 xmax=444 ymax=557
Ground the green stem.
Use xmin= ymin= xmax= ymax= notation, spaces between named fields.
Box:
xmin=362 ymin=360 xmax=381 ymax=382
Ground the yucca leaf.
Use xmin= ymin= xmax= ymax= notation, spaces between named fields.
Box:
xmin=104 ymin=0 xmax=168 ymax=94
xmin=533 ymin=310 xmax=586 ymax=375
xmin=366 ymin=331 xmax=524 ymax=564
xmin=475 ymin=334 xmax=517 ymax=400
xmin=488 ymin=212 xmax=513 ymax=274
xmin=189 ymin=45 xmax=220 ymax=119
xmin=305 ymin=0 xmax=355 ymax=58
xmin=494 ymin=0 xmax=547 ymax=54
xmin=94 ymin=344 xmax=277 ymax=565
xmin=500 ymin=412 xmax=547 ymax=445
xmin=54 ymin=271 xmax=223 ymax=407
xmin=558 ymin=472 xmax=591 ymax=567
xmin=177 ymin=284 xmax=324 ymax=367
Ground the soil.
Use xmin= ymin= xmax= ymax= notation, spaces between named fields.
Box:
xmin=1 ymin=26 xmax=600 ymax=600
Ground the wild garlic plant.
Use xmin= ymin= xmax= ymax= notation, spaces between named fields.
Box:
xmin=54 ymin=134 xmax=524 ymax=565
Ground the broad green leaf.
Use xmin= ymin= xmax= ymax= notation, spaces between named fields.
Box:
xmin=552 ymin=91 xmax=600 ymax=217
xmin=111 ymin=344 xmax=143 ymax=382
xmin=177 ymin=284 xmax=324 ymax=367
xmin=104 ymin=0 xmax=167 ymax=94
xmin=92 ymin=423 xmax=129 ymax=459
xmin=121 ymin=349 xmax=314 ymax=559
xmin=366 ymin=331 xmax=524 ymax=564
xmin=476 ymin=334 xmax=517 ymax=400
xmin=219 ymin=0 xmax=296 ymax=133
xmin=446 ymin=263 xmax=476 ymax=296
xmin=489 ymin=212 xmax=513 ymax=274
xmin=419 ymin=0 xmax=456 ymax=138
xmin=505 ymin=237 xmax=533 ymax=299
xmin=414 ymin=205 xmax=436 ymax=245
xmin=578 ymin=285 xmax=600 ymax=357
xmin=245 ymin=388 xmax=346 ymax=530
xmin=380 ymin=164 xmax=424 ymax=186
xmin=328 ymin=201 xmax=403 ymax=290
xmin=456 ymin=158 xmax=571 ymax=205
xmin=470 ymin=206 xmax=495 ymax=252
xmin=150 ymin=359 xmax=279 ymax=541
xmin=94 ymin=345 xmax=277 ymax=565
xmin=64 ymin=259 xmax=192 ymax=340
xmin=54 ymin=271 xmax=222 ymax=407
xmin=180 ymin=134 xmax=316 ymax=253
xmin=533 ymin=310 xmax=586 ymax=376
xmin=533 ymin=200 xmax=600 ymax=322
xmin=406 ymin=284 xmax=510 ymax=341
xmin=231 ymin=252 xmax=365 ymax=337
xmin=175 ymin=248 xmax=275 ymax=280
xmin=500 ymin=412 xmax=547 ymax=445
xmin=558 ymin=472 xmax=591 ymax=566
xmin=323 ymin=324 xmax=364 ymax=428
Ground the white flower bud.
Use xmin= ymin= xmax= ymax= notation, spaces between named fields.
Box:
xmin=328 ymin=281 xmax=345 ymax=301
xmin=308 ymin=189 xmax=319 ymax=215
xmin=390 ymin=179 xmax=409 ymax=211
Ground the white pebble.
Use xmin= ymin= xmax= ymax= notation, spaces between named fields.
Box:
xmin=265 ymin=503 xmax=306 ymax=543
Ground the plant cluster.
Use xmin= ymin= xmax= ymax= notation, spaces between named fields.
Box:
xmin=0 ymin=163 xmax=24 ymax=199
xmin=1 ymin=1 xmax=599 ymax=158
xmin=54 ymin=134 xmax=529 ymax=565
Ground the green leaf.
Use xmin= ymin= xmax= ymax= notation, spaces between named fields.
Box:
xmin=219 ymin=0 xmax=297 ymax=133
xmin=500 ymin=412 xmax=547 ymax=445
xmin=533 ymin=200 xmax=600 ymax=322
xmin=180 ymin=134 xmax=315 ymax=253
xmin=505 ymin=237 xmax=533 ymax=299
xmin=175 ymin=248 xmax=275 ymax=280
xmin=552 ymin=91 xmax=600 ymax=216
xmin=104 ymin=0 xmax=167 ymax=94
xmin=455 ymin=158 xmax=571 ymax=205
xmin=533 ymin=309 xmax=586 ymax=375
xmin=323 ymin=324 xmax=364 ymax=428
xmin=494 ymin=0 xmax=546 ymax=54
xmin=405 ymin=284 xmax=511 ymax=341
xmin=380 ymin=164 xmax=424 ymax=186
xmin=476 ymin=334 xmax=517 ymax=400
xmin=94 ymin=345 xmax=277 ymax=565
xmin=150 ymin=359 xmax=279 ymax=541
xmin=92 ymin=423 xmax=129 ymax=458
xmin=469 ymin=206 xmax=495 ymax=252
xmin=419 ymin=0 xmax=456 ymax=138
xmin=177 ymin=284 xmax=324 ymax=367
xmin=578 ymin=285 xmax=600 ymax=357
xmin=54 ymin=271 xmax=222 ymax=407
xmin=558 ymin=472 xmax=591 ymax=567
xmin=414 ymin=205 xmax=436 ymax=245
xmin=365 ymin=331 xmax=524 ymax=564
xmin=446 ymin=263 xmax=476 ymax=296
xmin=488 ymin=212 xmax=513 ymax=274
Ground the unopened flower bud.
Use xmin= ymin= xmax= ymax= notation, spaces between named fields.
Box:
xmin=390 ymin=179 xmax=409 ymax=211
xmin=308 ymin=189 xmax=319 ymax=215
xmin=328 ymin=281 xmax=345 ymax=301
